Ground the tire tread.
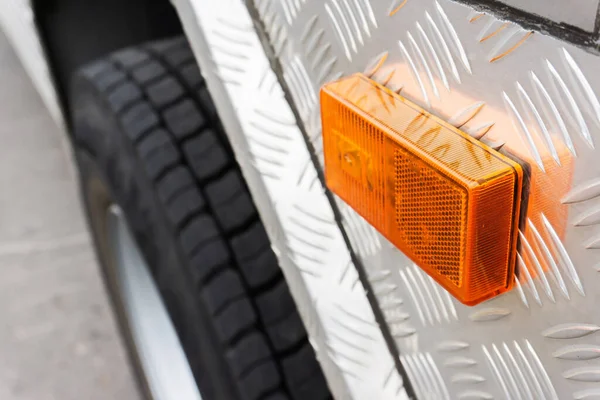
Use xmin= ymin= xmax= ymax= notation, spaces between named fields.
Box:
xmin=77 ymin=37 xmax=329 ymax=400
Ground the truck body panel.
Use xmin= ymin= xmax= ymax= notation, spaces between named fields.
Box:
xmin=3 ymin=0 xmax=600 ymax=398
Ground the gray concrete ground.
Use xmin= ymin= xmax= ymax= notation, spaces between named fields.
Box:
xmin=0 ymin=32 xmax=140 ymax=399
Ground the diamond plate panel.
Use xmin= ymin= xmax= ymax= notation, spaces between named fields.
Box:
xmin=174 ymin=0 xmax=409 ymax=398
xmin=251 ymin=0 xmax=600 ymax=398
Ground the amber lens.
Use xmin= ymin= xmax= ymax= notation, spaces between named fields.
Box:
xmin=322 ymin=74 xmax=522 ymax=305
xmin=393 ymin=146 xmax=467 ymax=288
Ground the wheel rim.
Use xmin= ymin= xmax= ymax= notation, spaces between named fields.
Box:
xmin=106 ymin=205 xmax=202 ymax=400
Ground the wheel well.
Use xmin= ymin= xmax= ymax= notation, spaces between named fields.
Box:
xmin=33 ymin=0 xmax=183 ymax=123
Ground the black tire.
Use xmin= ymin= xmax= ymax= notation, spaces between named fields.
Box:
xmin=70 ymin=36 xmax=331 ymax=400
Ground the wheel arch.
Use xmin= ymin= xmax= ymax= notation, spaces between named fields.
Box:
xmin=32 ymin=0 xmax=184 ymax=128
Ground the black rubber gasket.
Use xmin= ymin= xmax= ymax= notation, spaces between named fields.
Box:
xmin=453 ymin=0 xmax=600 ymax=53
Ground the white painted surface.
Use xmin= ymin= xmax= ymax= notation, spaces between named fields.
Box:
xmin=0 ymin=32 xmax=140 ymax=400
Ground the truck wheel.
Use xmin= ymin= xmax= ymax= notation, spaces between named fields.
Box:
xmin=70 ymin=37 xmax=331 ymax=400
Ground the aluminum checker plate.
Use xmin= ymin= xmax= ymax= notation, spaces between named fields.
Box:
xmin=249 ymin=0 xmax=600 ymax=399
xmin=174 ymin=0 xmax=410 ymax=398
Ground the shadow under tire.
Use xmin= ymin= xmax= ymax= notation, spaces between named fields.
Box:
xmin=70 ymin=36 xmax=331 ymax=400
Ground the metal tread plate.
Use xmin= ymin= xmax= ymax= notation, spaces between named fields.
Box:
xmin=174 ymin=0 xmax=409 ymax=398
xmin=249 ymin=0 xmax=600 ymax=399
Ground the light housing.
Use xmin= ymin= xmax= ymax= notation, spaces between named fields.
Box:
xmin=321 ymin=74 xmax=523 ymax=306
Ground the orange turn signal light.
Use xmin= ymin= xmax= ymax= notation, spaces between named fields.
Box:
xmin=321 ymin=74 xmax=523 ymax=306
